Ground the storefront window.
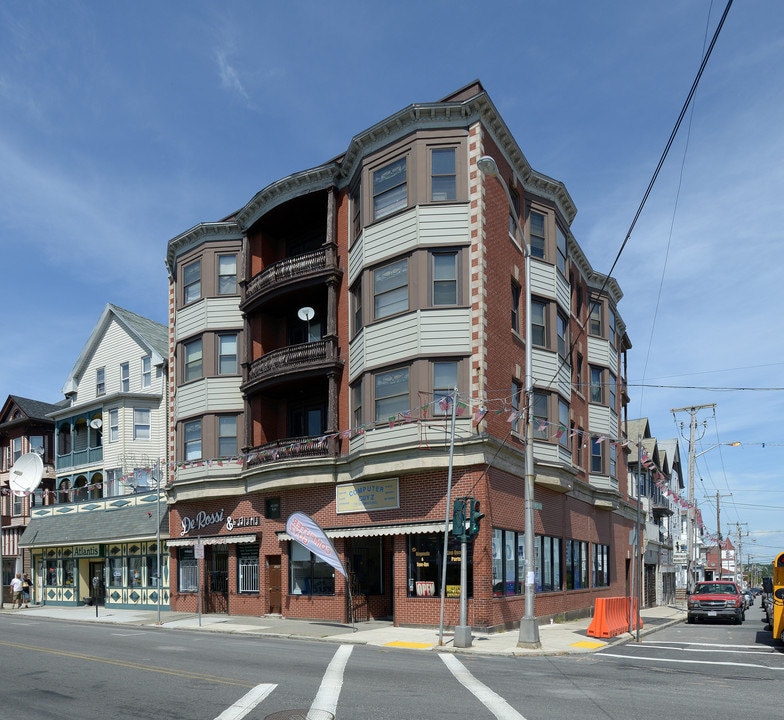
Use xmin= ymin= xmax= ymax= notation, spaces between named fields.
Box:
xmin=129 ymin=557 xmax=142 ymax=587
xmin=146 ymin=548 xmax=164 ymax=588
xmin=407 ymin=533 xmax=471 ymax=599
xmin=63 ymin=558 xmax=75 ymax=586
xmin=290 ymin=542 xmax=335 ymax=595
xmin=492 ymin=528 xmax=523 ymax=596
xmin=593 ymin=543 xmax=610 ymax=587
xmin=178 ymin=547 xmax=198 ymax=592
xmin=108 ymin=557 xmax=124 ymax=587
xmin=46 ymin=561 xmax=60 ymax=586
xmin=238 ymin=544 xmax=259 ymax=593
xmin=535 ymin=535 xmax=562 ymax=592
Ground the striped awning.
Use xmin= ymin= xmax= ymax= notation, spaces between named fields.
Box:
xmin=277 ymin=521 xmax=444 ymax=542
xmin=167 ymin=534 xmax=258 ymax=547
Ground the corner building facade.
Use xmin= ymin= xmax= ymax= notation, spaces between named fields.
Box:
xmin=165 ymin=81 xmax=636 ymax=631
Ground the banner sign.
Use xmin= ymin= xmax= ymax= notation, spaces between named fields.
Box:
xmin=285 ymin=512 xmax=347 ymax=578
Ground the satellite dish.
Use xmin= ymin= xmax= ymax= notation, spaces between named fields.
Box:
xmin=297 ymin=306 xmax=315 ymax=322
xmin=90 ymin=418 xmax=103 ymax=429
xmin=9 ymin=452 xmax=44 ymax=497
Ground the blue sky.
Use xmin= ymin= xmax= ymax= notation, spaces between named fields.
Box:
xmin=2 ymin=1 xmax=782 ymax=567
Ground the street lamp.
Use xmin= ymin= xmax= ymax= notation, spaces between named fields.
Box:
xmin=477 ymin=155 xmax=540 ymax=648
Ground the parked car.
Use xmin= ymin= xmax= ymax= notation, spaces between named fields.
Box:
xmin=742 ymin=588 xmax=754 ymax=608
xmin=687 ymin=581 xmax=745 ymax=625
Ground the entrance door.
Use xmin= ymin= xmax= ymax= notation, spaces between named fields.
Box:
xmin=89 ymin=561 xmax=105 ymax=606
xmin=207 ymin=546 xmax=228 ymax=613
xmin=268 ymin=556 xmax=281 ymax=614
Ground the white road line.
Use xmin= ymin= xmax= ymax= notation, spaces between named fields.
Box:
xmin=644 ymin=640 xmax=768 ymax=649
xmin=629 ymin=645 xmax=774 ymax=655
xmin=310 ymin=644 xmax=353 ymax=717
xmin=214 ymin=683 xmax=276 ymax=720
xmin=440 ymin=654 xmax=527 ymax=720
xmin=599 ymin=652 xmax=784 ymax=670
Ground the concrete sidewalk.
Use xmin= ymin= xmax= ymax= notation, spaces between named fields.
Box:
xmin=0 ymin=602 xmax=687 ymax=656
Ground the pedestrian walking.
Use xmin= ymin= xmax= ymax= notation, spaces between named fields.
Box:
xmin=10 ymin=573 xmax=24 ymax=608
xmin=22 ymin=573 xmax=32 ymax=607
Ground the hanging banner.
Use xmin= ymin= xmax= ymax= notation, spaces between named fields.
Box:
xmin=285 ymin=512 xmax=347 ymax=578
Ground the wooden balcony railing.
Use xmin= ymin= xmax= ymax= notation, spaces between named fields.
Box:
xmin=244 ymin=246 xmax=337 ymax=306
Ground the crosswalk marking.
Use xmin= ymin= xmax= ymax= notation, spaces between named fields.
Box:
xmin=215 ymin=683 xmax=276 ymax=720
xmin=310 ymin=644 xmax=353 ymax=718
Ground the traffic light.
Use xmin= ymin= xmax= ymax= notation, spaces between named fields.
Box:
xmin=451 ymin=498 xmax=467 ymax=541
xmin=468 ymin=498 xmax=484 ymax=537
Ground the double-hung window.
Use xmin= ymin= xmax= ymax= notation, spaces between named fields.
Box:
xmin=432 ymin=252 xmax=457 ymax=305
xmin=183 ymin=260 xmax=201 ymax=305
xmin=184 ymin=339 xmax=203 ymax=382
xmin=96 ymin=368 xmax=106 ymax=396
xmin=533 ymin=391 xmax=549 ymax=439
xmin=184 ymin=420 xmax=202 ymax=461
xmin=557 ymin=312 xmax=568 ymax=360
xmin=590 ymin=366 xmax=603 ymax=403
xmin=217 ymin=254 xmax=237 ymax=295
xmin=558 ymin=397 xmax=569 ymax=448
xmin=433 ymin=362 xmax=458 ymax=416
xmin=109 ymin=409 xmax=119 ymax=442
xmin=531 ymin=300 xmax=546 ymax=346
xmin=373 ymin=157 xmax=407 ymax=220
xmin=218 ymin=334 xmax=238 ymax=375
xmin=374 ymin=367 xmax=409 ymax=422
xmin=374 ymin=258 xmax=408 ymax=319
xmin=591 ymin=436 xmax=604 ymax=473
xmin=351 ymin=280 xmax=363 ymax=336
xmin=121 ymin=362 xmax=130 ymax=392
xmin=133 ymin=409 xmax=150 ymax=440
xmin=142 ymin=356 xmax=152 ymax=388
xmin=430 ymin=148 xmax=456 ymax=201
xmin=218 ymin=416 xmax=237 ymax=457
xmin=589 ymin=301 xmax=602 ymax=336
xmin=529 ymin=211 xmax=546 ymax=259
xmin=556 ymin=226 xmax=567 ymax=276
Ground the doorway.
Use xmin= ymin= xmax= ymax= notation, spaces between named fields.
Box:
xmin=89 ymin=561 xmax=105 ymax=606
xmin=268 ymin=555 xmax=281 ymax=614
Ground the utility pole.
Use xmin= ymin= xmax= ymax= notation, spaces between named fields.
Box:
xmin=734 ymin=523 xmax=748 ymax=586
xmin=715 ymin=492 xmax=731 ymax=579
xmin=671 ymin=403 xmax=714 ymax=593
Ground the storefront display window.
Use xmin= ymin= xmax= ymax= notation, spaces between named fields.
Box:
xmin=46 ymin=561 xmax=60 ymax=586
xmin=290 ymin=541 xmax=335 ymax=595
xmin=492 ymin=528 xmax=523 ymax=596
xmin=129 ymin=556 xmax=142 ymax=587
xmin=63 ymin=558 xmax=75 ymax=586
xmin=178 ymin=547 xmax=198 ymax=592
xmin=536 ymin=535 xmax=562 ymax=592
xmin=407 ymin=533 xmax=470 ymax=598
xmin=108 ymin=557 xmax=124 ymax=587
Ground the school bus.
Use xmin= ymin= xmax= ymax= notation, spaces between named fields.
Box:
xmin=772 ymin=551 xmax=784 ymax=642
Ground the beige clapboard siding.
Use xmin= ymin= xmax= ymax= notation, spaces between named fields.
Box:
xmin=175 ymin=297 xmax=242 ymax=341
xmin=175 ymin=376 xmax=243 ymax=419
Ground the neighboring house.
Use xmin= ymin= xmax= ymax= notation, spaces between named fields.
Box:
xmin=0 ymin=395 xmax=64 ymax=604
xmin=626 ymin=421 xmax=684 ymax=607
xmin=164 ymin=80 xmax=635 ymax=631
xmin=19 ymin=304 xmax=170 ymax=609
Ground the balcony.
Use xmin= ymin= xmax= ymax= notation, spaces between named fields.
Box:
xmin=241 ymin=245 xmax=341 ymax=312
xmin=243 ymin=337 xmax=342 ymax=394
xmin=56 ymin=447 xmax=103 ymax=471
xmin=245 ymin=434 xmax=335 ymax=468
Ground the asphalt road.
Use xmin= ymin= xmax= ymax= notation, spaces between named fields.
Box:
xmin=1 ymin=609 xmax=781 ymax=720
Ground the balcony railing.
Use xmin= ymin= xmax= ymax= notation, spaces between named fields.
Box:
xmin=245 ymin=338 xmax=340 ymax=389
xmin=56 ymin=447 xmax=103 ymax=470
xmin=245 ymin=435 xmax=334 ymax=468
xmin=244 ymin=246 xmax=337 ymax=306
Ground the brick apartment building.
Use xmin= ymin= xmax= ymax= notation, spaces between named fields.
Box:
xmin=164 ymin=80 xmax=636 ymax=631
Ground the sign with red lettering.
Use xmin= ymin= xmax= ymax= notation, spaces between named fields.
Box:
xmin=285 ymin=512 xmax=347 ymax=578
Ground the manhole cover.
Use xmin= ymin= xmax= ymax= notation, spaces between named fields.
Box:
xmin=264 ymin=711 xmax=334 ymax=720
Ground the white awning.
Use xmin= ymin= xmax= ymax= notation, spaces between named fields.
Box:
xmin=167 ymin=534 xmax=258 ymax=547
xmin=277 ymin=521 xmax=444 ymax=541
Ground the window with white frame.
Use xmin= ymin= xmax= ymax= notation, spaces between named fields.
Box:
xmin=218 ymin=416 xmax=237 ymax=457
xmin=433 ymin=362 xmax=458 ymax=416
xmin=184 ymin=420 xmax=201 ymax=461
xmin=589 ymin=300 xmax=602 ymax=336
xmin=558 ymin=397 xmax=569 ymax=448
xmin=96 ymin=367 xmax=106 ymax=396
xmin=533 ymin=391 xmax=548 ymax=440
xmin=218 ymin=334 xmax=238 ymax=375
xmin=609 ymin=309 xmax=617 ymax=348
xmin=373 ymin=258 xmax=408 ymax=319
xmin=531 ymin=299 xmax=546 ymax=346
xmin=529 ymin=210 xmax=546 ymax=259
xmin=183 ymin=338 xmax=203 ymax=382
xmin=430 ymin=147 xmax=456 ymax=202
xmin=432 ymin=251 xmax=457 ymax=305
xmin=178 ymin=547 xmax=198 ymax=592
xmin=133 ymin=409 xmax=150 ymax=440
xmin=121 ymin=362 xmax=130 ymax=392
xmin=591 ymin=436 xmax=604 ymax=473
xmin=590 ymin=366 xmax=603 ymax=403
xmin=12 ymin=436 xmax=22 ymax=464
xmin=557 ymin=311 xmax=568 ymax=360
xmin=374 ymin=367 xmax=409 ymax=422
xmin=610 ymin=440 xmax=617 ymax=478
xmin=142 ymin=356 xmax=152 ymax=388
xmin=609 ymin=372 xmax=617 ymax=411
xmin=237 ymin=544 xmax=260 ymax=593
xmin=350 ymin=280 xmax=363 ymax=336
xmin=217 ymin=254 xmax=237 ymax=295
xmin=373 ymin=157 xmax=407 ymax=220
xmin=556 ymin=225 xmax=567 ymax=276
xmin=109 ymin=409 xmax=119 ymax=442
xmin=183 ymin=260 xmax=201 ymax=305
xmin=351 ymin=382 xmax=362 ymax=428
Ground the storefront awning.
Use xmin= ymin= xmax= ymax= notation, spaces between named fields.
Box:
xmin=276 ymin=521 xmax=444 ymax=541
xmin=167 ymin=534 xmax=258 ymax=547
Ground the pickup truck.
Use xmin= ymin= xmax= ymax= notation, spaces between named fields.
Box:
xmin=687 ymin=580 xmax=745 ymax=624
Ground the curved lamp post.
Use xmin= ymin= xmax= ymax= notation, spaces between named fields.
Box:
xmin=478 ymin=155 xmax=540 ymax=648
